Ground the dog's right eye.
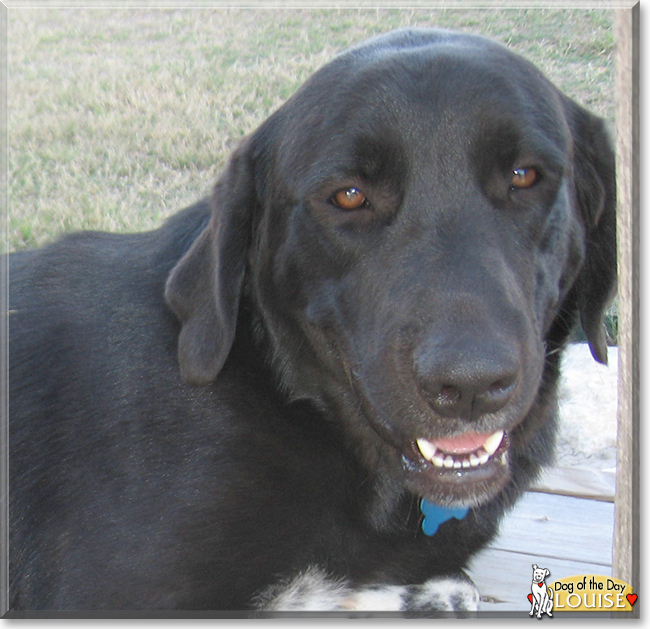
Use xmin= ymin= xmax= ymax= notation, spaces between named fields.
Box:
xmin=330 ymin=187 xmax=370 ymax=211
xmin=510 ymin=167 xmax=540 ymax=190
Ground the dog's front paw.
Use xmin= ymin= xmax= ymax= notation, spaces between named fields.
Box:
xmin=254 ymin=566 xmax=479 ymax=615
xmin=400 ymin=574 xmax=480 ymax=615
xmin=339 ymin=574 xmax=479 ymax=616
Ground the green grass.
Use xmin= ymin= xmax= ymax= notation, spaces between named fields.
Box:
xmin=8 ymin=7 xmax=615 ymax=250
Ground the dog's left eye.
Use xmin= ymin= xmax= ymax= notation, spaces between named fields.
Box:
xmin=330 ymin=187 xmax=370 ymax=211
xmin=510 ymin=167 xmax=540 ymax=190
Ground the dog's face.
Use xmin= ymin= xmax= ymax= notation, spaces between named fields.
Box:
xmin=166 ymin=30 xmax=616 ymax=508
xmin=532 ymin=565 xmax=550 ymax=584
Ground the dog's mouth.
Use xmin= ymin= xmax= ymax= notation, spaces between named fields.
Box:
xmin=401 ymin=429 xmax=511 ymax=506
xmin=415 ymin=430 xmax=507 ymax=470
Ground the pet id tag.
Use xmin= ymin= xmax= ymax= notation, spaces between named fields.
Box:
xmin=420 ymin=499 xmax=469 ymax=536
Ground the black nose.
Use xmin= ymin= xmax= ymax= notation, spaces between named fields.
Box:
xmin=414 ymin=342 xmax=519 ymax=419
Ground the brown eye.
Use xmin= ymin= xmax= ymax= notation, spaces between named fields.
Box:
xmin=331 ymin=187 xmax=368 ymax=210
xmin=510 ymin=167 xmax=539 ymax=190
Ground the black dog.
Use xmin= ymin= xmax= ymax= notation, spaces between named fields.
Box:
xmin=8 ymin=28 xmax=616 ymax=614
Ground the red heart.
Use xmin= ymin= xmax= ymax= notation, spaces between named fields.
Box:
xmin=627 ymin=593 xmax=638 ymax=606
xmin=527 ymin=593 xmax=533 ymax=603
xmin=538 ymin=583 xmax=544 ymax=587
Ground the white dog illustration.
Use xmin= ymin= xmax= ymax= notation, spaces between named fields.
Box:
xmin=529 ymin=564 xmax=553 ymax=618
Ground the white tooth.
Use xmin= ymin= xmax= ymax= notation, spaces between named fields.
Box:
xmin=443 ymin=456 xmax=455 ymax=469
xmin=478 ymin=450 xmax=490 ymax=465
xmin=469 ymin=453 xmax=481 ymax=467
xmin=462 ymin=459 xmax=471 ymax=468
xmin=432 ymin=454 xmax=445 ymax=468
xmin=453 ymin=461 xmax=462 ymax=469
xmin=483 ymin=430 xmax=505 ymax=456
xmin=416 ymin=438 xmax=437 ymax=461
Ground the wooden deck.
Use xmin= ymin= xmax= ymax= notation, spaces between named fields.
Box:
xmin=468 ymin=465 xmax=616 ymax=615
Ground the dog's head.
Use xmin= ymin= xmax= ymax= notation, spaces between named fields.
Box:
xmin=532 ymin=565 xmax=550 ymax=584
xmin=165 ymin=29 xmax=616 ymax=508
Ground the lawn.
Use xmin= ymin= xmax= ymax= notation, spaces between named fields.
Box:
xmin=8 ymin=7 xmax=615 ymax=250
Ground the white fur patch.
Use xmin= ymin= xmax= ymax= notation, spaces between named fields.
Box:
xmin=253 ymin=566 xmax=350 ymax=611
xmin=407 ymin=576 xmax=480 ymax=612
xmin=254 ymin=565 xmax=480 ymax=613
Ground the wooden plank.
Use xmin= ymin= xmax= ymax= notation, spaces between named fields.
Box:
xmin=531 ymin=466 xmax=615 ymax=502
xmin=488 ymin=492 xmax=614 ymax=566
xmin=469 ymin=548 xmax=611 ymax=613
xmin=613 ymin=6 xmax=641 ymax=614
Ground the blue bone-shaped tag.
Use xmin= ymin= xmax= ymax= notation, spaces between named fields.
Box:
xmin=420 ymin=499 xmax=469 ymax=536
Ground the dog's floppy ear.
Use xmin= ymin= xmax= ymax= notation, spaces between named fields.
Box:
xmin=165 ymin=138 xmax=259 ymax=385
xmin=567 ymin=101 xmax=617 ymax=364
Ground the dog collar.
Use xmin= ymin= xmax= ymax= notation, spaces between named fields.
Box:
xmin=420 ymin=499 xmax=469 ymax=536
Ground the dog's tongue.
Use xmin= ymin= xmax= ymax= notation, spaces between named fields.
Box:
xmin=433 ymin=432 xmax=492 ymax=455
